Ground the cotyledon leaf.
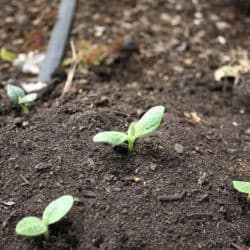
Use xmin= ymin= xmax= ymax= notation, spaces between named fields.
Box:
xmin=7 ymin=84 xmax=25 ymax=103
xmin=18 ymin=93 xmax=37 ymax=104
xmin=134 ymin=106 xmax=165 ymax=138
xmin=233 ymin=181 xmax=250 ymax=194
xmin=42 ymin=195 xmax=74 ymax=225
xmin=93 ymin=131 xmax=128 ymax=145
xmin=15 ymin=217 xmax=47 ymax=237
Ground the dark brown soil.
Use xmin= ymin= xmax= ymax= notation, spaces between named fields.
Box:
xmin=1 ymin=1 xmax=250 ymax=249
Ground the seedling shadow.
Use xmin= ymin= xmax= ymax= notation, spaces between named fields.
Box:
xmin=31 ymin=219 xmax=78 ymax=249
xmin=97 ymin=141 xmax=181 ymax=178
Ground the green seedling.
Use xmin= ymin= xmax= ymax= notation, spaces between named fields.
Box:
xmin=15 ymin=195 xmax=74 ymax=240
xmin=93 ymin=105 xmax=165 ymax=153
xmin=6 ymin=84 xmax=37 ymax=113
xmin=233 ymin=180 xmax=250 ymax=202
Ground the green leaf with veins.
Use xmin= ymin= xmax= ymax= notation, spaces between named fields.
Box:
xmin=18 ymin=93 xmax=37 ymax=104
xmin=15 ymin=217 xmax=47 ymax=237
xmin=93 ymin=131 xmax=128 ymax=145
xmin=42 ymin=195 xmax=74 ymax=225
xmin=7 ymin=84 xmax=25 ymax=103
xmin=134 ymin=106 xmax=165 ymax=138
xmin=233 ymin=180 xmax=250 ymax=202
xmin=233 ymin=181 xmax=250 ymax=194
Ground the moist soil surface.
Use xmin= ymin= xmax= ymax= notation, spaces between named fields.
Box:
xmin=1 ymin=1 xmax=250 ymax=249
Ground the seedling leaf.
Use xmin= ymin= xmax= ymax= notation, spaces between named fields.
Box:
xmin=93 ymin=131 xmax=128 ymax=145
xmin=18 ymin=93 xmax=37 ymax=104
xmin=135 ymin=106 xmax=165 ymax=138
xmin=7 ymin=84 xmax=25 ymax=103
xmin=15 ymin=217 xmax=47 ymax=237
xmin=93 ymin=105 xmax=165 ymax=152
xmin=233 ymin=181 xmax=250 ymax=194
xmin=128 ymin=122 xmax=136 ymax=137
xmin=42 ymin=195 xmax=74 ymax=225
xmin=0 ymin=47 xmax=17 ymax=62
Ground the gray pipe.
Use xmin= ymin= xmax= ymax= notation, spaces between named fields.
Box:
xmin=38 ymin=0 xmax=77 ymax=83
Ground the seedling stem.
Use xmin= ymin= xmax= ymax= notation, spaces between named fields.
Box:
xmin=20 ymin=103 xmax=29 ymax=113
xmin=44 ymin=230 xmax=49 ymax=241
xmin=128 ymin=137 xmax=135 ymax=153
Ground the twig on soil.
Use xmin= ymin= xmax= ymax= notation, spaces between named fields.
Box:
xmin=61 ymin=39 xmax=78 ymax=97
xmin=19 ymin=173 xmax=30 ymax=185
xmin=157 ymin=191 xmax=186 ymax=202
xmin=112 ymin=110 xmax=133 ymax=117
xmin=231 ymin=242 xmax=246 ymax=250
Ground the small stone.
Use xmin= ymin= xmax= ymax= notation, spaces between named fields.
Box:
xmin=194 ymin=12 xmax=203 ymax=19
xmin=239 ymin=108 xmax=245 ymax=114
xmin=217 ymin=36 xmax=226 ymax=45
xmin=16 ymin=14 xmax=28 ymax=25
xmin=13 ymin=117 xmax=23 ymax=126
xmin=175 ymin=3 xmax=183 ymax=11
xmin=244 ymin=128 xmax=250 ymax=135
xmin=95 ymin=96 xmax=109 ymax=107
xmin=82 ymin=190 xmax=96 ymax=198
xmin=184 ymin=58 xmax=193 ymax=66
xmin=174 ymin=143 xmax=184 ymax=153
xmin=79 ymin=126 xmax=84 ymax=131
xmin=160 ymin=13 xmax=171 ymax=23
xmin=113 ymin=187 xmax=122 ymax=192
xmin=88 ymin=178 xmax=95 ymax=184
xmin=34 ymin=162 xmax=50 ymax=170
xmin=104 ymin=174 xmax=115 ymax=182
xmin=227 ymin=148 xmax=237 ymax=154
xmin=176 ymin=42 xmax=188 ymax=52
xmin=94 ymin=26 xmax=105 ymax=37
xmin=154 ymin=41 xmax=166 ymax=53
xmin=22 ymin=121 xmax=29 ymax=127
xmin=134 ymin=177 xmax=141 ymax=183
xmin=5 ymin=16 xmax=14 ymax=23
xmin=121 ymin=208 xmax=128 ymax=215
xmin=171 ymin=15 xmax=181 ymax=26
xmin=216 ymin=21 xmax=230 ymax=30
xmin=149 ymin=162 xmax=157 ymax=171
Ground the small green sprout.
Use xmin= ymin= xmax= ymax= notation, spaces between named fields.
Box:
xmin=93 ymin=105 xmax=165 ymax=153
xmin=233 ymin=180 xmax=250 ymax=202
xmin=6 ymin=84 xmax=37 ymax=113
xmin=15 ymin=195 xmax=74 ymax=240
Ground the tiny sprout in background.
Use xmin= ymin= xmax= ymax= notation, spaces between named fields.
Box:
xmin=233 ymin=181 xmax=250 ymax=202
xmin=93 ymin=105 xmax=165 ymax=153
xmin=6 ymin=84 xmax=37 ymax=113
xmin=15 ymin=195 xmax=74 ymax=240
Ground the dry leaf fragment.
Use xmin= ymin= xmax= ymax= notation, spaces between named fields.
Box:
xmin=238 ymin=59 xmax=250 ymax=73
xmin=0 ymin=200 xmax=16 ymax=206
xmin=134 ymin=177 xmax=141 ymax=183
xmin=184 ymin=112 xmax=201 ymax=123
xmin=214 ymin=58 xmax=250 ymax=84
xmin=8 ymin=157 xmax=16 ymax=161
xmin=214 ymin=65 xmax=240 ymax=83
xmin=13 ymin=51 xmax=45 ymax=75
xmin=0 ymin=47 xmax=17 ymax=62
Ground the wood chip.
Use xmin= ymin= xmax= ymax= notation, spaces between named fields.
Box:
xmin=0 ymin=200 xmax=16 ymax=206
xmin=157 ymin=191 xmax=186 ymax=202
